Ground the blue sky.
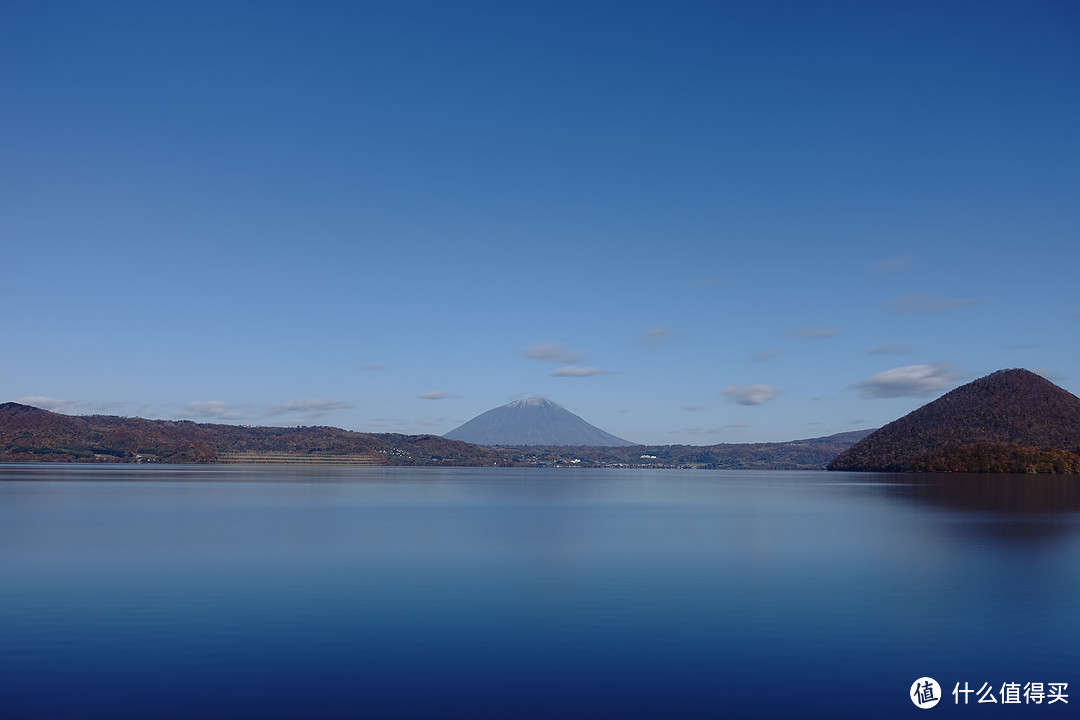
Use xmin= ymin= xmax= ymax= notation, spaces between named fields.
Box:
xmin=3 ymin=1 xmax=1078 ymax=445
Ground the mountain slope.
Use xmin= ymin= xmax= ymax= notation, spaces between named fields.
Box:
xmin=0 ymin=402 xmax=500 ymax=465
xmin=443 ymin=397 xmax=634 ymax=446
xmin=827 ymin=369 xmax=1080 ymax=472
xmin=1 ymin=402 xmax=869 ymax=467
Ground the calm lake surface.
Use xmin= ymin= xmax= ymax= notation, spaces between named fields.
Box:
xmin=1 ymin=465 xmax=1078 ymax=719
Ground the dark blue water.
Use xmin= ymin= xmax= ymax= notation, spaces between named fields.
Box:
xmin=1 ymin=465 xmax=1078 ymax=719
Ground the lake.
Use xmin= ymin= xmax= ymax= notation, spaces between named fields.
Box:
xmin=1 ymin=465 xmax=1078 ymax=718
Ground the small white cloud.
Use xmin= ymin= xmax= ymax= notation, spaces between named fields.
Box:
xmin=869 ymin=344 xmax=917 ymax=355
xmin=15 ymin=398 xmax=132 ymax=416
xmin=869 ymin=254 xmax=913 ymax=274
xmin=723 ymin=385 xmax=780 ymax=406
xmin=16 ymin=396 xmax=74 ymax=413
xmin=264 ymin=398 xmax=354 ymax=418
xmin=637 ymin=327 xmax=677 ymax=348
xmin=854 ymin=362 xmax=961 ymax=399
xmin=369 ymin=417 xmax=407 ymax=430
xmin=418 ymin=391 xmax=453 ymax=400
xmin=417 ymin=417 xmax=444 ymax=427
xmin=727 ymin=422 xmax=750 ymax=428
xmin=552 ymin=366 xmax=614 ymax=377
xmin=889 ymin=294 xmax=980 ymax=313
xmin=682 ymin=404 xmax=706 ymax=412
xmin=82 ymin=401 xmax=130 ymax=413
xmin=793 ymin=327 xmax=839 ymax=340
xmin=751 ymin=350 xmax=779 ymax=362
xmin=180 ymin=401 xmax=243 ymax=420
xmin=524 ymin=343 xmax=584 ymax=364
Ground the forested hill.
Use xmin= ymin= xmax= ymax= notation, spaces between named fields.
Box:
xmin=0 ymin=402 xmax=500 ymax=466
xmin=0 ymin=402 xmax=870 ymax=469
xmin=828 ymin=369 xmax=1080 ymax=473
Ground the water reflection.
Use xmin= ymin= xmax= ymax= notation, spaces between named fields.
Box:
xmin=870 ymin=472 xmax=1080 ymax=513
xmin=853 ymin=471 xmax=1080 ymax=546
xmin=2 ymin=465 xmax=1079 ymax=719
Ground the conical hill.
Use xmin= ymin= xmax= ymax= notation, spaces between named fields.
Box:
xmin=827 ymin=369 xmax=1080 ymax=472
xmin=444 ymin=397 xmax=634 ymax=446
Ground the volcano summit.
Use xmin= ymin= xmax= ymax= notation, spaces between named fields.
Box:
xmin=443 ymin=398 xmax=634 ymax=446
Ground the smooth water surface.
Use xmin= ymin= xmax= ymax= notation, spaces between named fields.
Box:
xmin=1 ymin=465 xmax=1078 ymax=718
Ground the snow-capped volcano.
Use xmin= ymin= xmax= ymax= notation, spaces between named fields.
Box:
xmin=444 ymin=397 xmax=633 ymax=446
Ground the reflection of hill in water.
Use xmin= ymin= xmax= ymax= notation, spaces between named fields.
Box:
xmin=871 ymin=472 xmax=1080 ymax=546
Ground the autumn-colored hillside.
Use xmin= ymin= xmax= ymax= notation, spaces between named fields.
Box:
xmin=0 ymin=402 xmax=500 ymax=466
xmin=0 ymin=402 xmax=870 ymax=469
xmin=828 ymin=369 xmax=1080 ymax=472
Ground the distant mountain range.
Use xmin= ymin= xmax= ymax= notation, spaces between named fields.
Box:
xmin=7 ymin=368 xmax=1075 ymax=473
xmin=0 ymin=401 xmax=870 ymax=469
xmin=519 ymin=429 xmax=874 ymax=470
xmin=443 ymin=397 xmax=634 ymax=446
xmin=828 ymin=368 xmax=1080 ymax=472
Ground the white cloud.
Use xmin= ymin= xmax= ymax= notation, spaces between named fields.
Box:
xmin=180 ymin=401 xmax=244 ymax=420
xmin=889 ymin=294 xmax=980 ymax=313
xmin=723 ymin=385 xmax=779 ymax=406
xmin=637 ymin=327 xmax=677 ymax=348
xmin=264 ymin=398 xmax=354 ymax=418
xmin=417 ymin=391 xmax=453 ymax=400
xmin=16 ymin=397 xmax=133 ymax=416
xmin=16 ymin=396 xmax=75 ymax=413
xmin=727 ymin=422 xmax=750 ymax=428
xmin=1033 ymin=368 xmax=1062 ymax=381
xmin=751 ymin=350 xmax=779 ymax=362
xmin=869 ymin=254 xmax=913 ymax=274
xmin=854 ymin=362 xmax=961 ymax=399
xmin=869 ymin=344 xmax=917 ymax=355
xmin=369 ymin=417 xmax=407 ymax=430
xmin=524 ymin=342 xmax=584 ymax=364
xmin=793 ymin=327 xmax=839 ymax=340
xmin=682 ymin=404 xmax=706 ymax=412
xmin=552 ymin=366 xmax=614 ymax=377
xmin=82 ymin=401 xmax=131 ymax=413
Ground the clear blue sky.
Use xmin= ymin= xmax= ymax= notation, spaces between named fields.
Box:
xmin=3 ymin=1 xmax=1078 ymax=444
